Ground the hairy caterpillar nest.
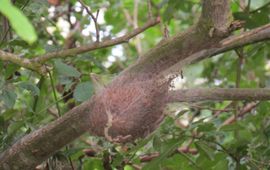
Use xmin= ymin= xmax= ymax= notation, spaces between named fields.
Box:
xmin=89 ymin=74 xmax=169 ymax=143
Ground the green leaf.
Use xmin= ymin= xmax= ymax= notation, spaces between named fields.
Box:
xmin=152 ymin=135 xmax=163 ymax=152
xmin=124 ymin=165 xmax=134 ymax=170
xmin=212 ymin=153 xmax=228 ymax=170
xmin=7 ymin=120 xmax=25 ymax=137
xmin=237 ymin=129 xmax=253 ymax=143
xmin=143 ymin=138 xmax=183 ymax=170
xmin=0 ymin=89 xmax=17 ymax=108
xmin=18 ymin=82 xmax=40 ymax=96
xmin=219 ymin=123 xmax=245 ymax=132
xmin=1 ymin=109 xmax=17 ymax=121
xmin=195 ymin=141 xmax=215 ymax=161
xmin=0 ymin=0 xmax=37 ymax=44
xmin=161 ymin=154 xmax=191 ymax=170
xmin=197 ymin=122 xmax=216 ymax=132
xmin=62 ymin=147 xmax=84 ymax=160
xmin=83 ymin=158 xmax=104 ymax=170
xmin=54 ymin=60 xmax=81 ymax=78
xmin=73 ymin=81 xmax=93 ymax=102
xmin=111 ymin=153 xmax=124 ymax=168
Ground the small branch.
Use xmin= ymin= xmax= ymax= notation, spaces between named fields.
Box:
xmin=213 ymin=102 xmax=234 ymax=117
xmin=33 ymin=18 xmax=160 ymax=63
xmin=147 ymin=0 xmax=153 ymax=19
xmin=222 ymin=102 xmax=259 ymax=125
xmin=0 ymin=50 xmax=46 ymax=74
xmin=133 ymin=0 xmax=139 ymax=29
xmin=78 ymin=0 xmax=100 ymax=42
xmin=168 ymin=88 xmax=270 ymax=102
xmin=221 ymin=23 xmax=270 ymax=48
xmin=139 ymin=147 xmax=198 ymax=163
xmin=234 ymin=48 xmax=245 ymax=119
xmin=133 ymin=0 xmax=142 ymax=54
xmin=235 ymin=49 xmax=244 ymax=88
xmin=122 ymin=8 xmax=133 ymax=26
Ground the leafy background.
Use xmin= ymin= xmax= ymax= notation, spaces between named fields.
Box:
xmin=0 ymin=0 xmax=270 ymax=169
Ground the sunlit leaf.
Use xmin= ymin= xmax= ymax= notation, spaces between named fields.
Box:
xmin=83 ymin=158 xmax=104 ymax=170
xmin=0 ymin=0 xmax=37 ymax=44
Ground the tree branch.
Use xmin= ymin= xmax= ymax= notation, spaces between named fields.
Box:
xmin=0 ymin=50 xmax=46 ymax=74
xmin=199 ymin=0 xmax=232 ymax=36
xmin=33 ymin=18 xmax=160 ymax=64
xmin=0 ymin=101 xmax=93 ymax=170
xmin=161 ymin=23 xmax=270 ymax=76
xmin=222 ymin=102 xmax=259 ymax=125
xmin=0 ymin=18 xmax=159 ymax=74
xmin=78 ymin=0 xmax=100 ymax=42
xmin=168 ymin=88 xmax=270 ymax=102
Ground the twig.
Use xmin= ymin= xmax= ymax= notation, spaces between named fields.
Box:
xmin=235 ymin=49 xmax=244 ymax=88
xmin=33 ymin=18 xmax=159 ymax=63
xmin=147 ymin=0 xmax=153 ymax=19
xmin=213 ymin=102 xmax=234 ymax=117
xmin=234 ymin=48 xmax=245 ymax=120
xmin=133 ymin=0 xmax=139 ymax=29
xmin=139 ymin=147 xmax=198 ymax=163
xmin=122 ymin=8 xmax=133 ymax=26
xmin=78 ymin=0 xmax=100 ymax=42
xmin=222 ymin=102 xmax=259 ymax=125
xmin=133 ymin=0 xmax=143 ymax=54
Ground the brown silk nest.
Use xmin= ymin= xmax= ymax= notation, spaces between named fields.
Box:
xmin=89 ymin=73 xmax=169 ymax=143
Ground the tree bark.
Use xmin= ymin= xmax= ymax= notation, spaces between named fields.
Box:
xmin=168 ymin=88 xmax=270 ymax=102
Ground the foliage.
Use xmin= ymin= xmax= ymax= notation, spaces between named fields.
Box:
xmin=0 ymin=0 xmax=270 ymax=169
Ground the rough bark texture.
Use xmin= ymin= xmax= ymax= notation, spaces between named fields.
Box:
xmin=168 ymin=88 xmax=270 ymax=102
xmin=0 ymin=101 xmax=92 ymax=170
xmin=2 ymin=0 xmax=270 ymax=169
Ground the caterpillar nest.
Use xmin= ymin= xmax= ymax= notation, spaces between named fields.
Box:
xmin=89 ymin=74 xmax=169 ymax=143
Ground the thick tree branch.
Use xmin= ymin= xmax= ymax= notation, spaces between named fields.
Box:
xmin=168 ymin=88 xmax=270 ymax=102
xmin=161 ymin=23 xmax=270 ymax=76
xmin=33 ymin=18 xmax=160 ymax=64
xmin=199 ymin=0 xmax=232 ymax=37
xmin=0 ymin=101 xmax=93 ymax=170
